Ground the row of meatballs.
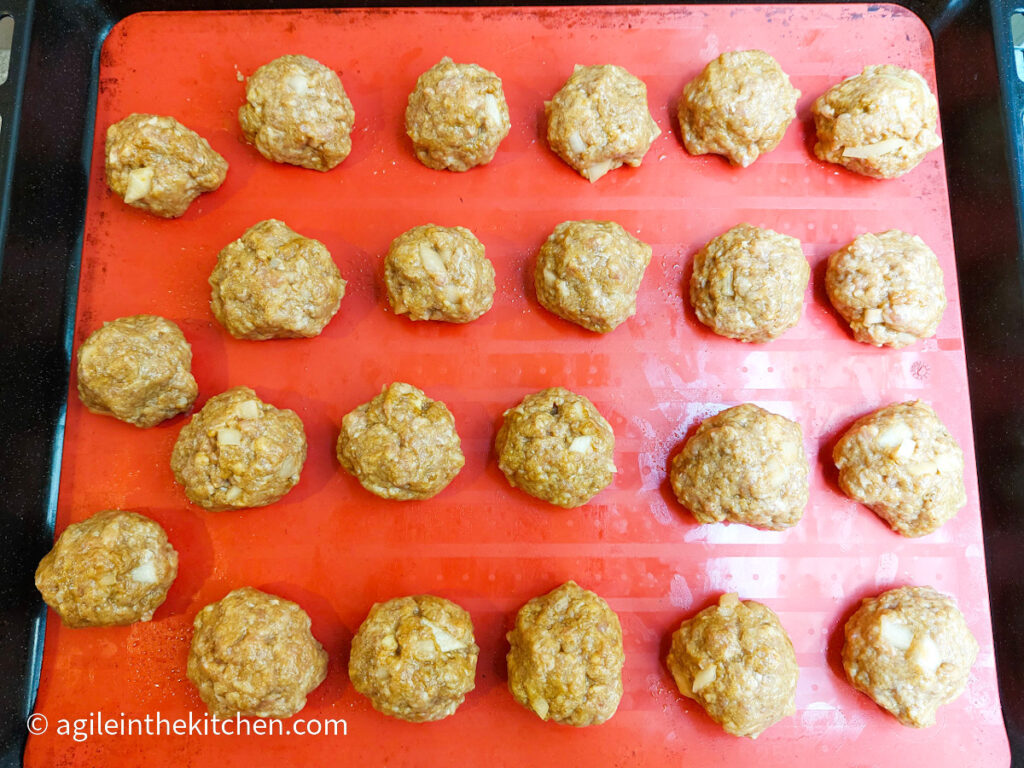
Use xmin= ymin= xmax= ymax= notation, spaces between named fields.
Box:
xmin=77 ymin=216 xmax=948 ymax=416
xmin=79 ymin=327 xmax=966 ymax=540
xmin=34 ymin=520 xmax=978 ymax=737
xmin=104 ymin=51 xmax=942 ymax=219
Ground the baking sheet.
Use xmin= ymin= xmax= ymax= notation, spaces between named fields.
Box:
xmin=24 ymin=5 xmax=1009 ymax=765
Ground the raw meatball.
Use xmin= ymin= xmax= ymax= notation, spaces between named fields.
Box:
xmin=678 ymin=50 xmax=800 ymax=167
xmin=187 ymin=587 xmax=328 ymax=718
xmin=336 ymin=382 xmax=464 ymax=500
xmin=171 ymin=386 xmax=307 ymax=511
xmin=105 ymin=113 xmax=227 ymax=218
xmin=495 ymin=387 xmax=616 ymax=509
xmin=833 ymin=401 xmax=965 ymax=537
xmin=534 ymin=220 xmax=653 ymax=333
xmin=405 ymin=57 xmax=511 ymax=171
xmin=666 ymin=592 xmax=798 ymax=738
xmin=826 ymin=230 xmax=946 ymax=348
xmin=76 ymin=314 xmax=198 ymax=428
xmin=507 ymin=581 xmax=624 ymax=726
xmin=349 ymin=595 xmax=478 ymax=722
xmin=210 ymin=219 xmax=345 ymax=340
xmin=384 ymin=224 xmax=495 ymax=323
xmin=670 ymin=404 xmax=809 ymax=530
xmin=546 ymin=64 xmax=661 ymax=182
xmin=35 ymin=510 xmax=178 ymax=628
xmin=238 ymin=54 xmax=356 ymax=171
xmin=843 ymin=586 xmax=977 ymax=727
xmin=812 ymin=65 xmax=941 ymax=179
xmin=690 ymin=224 xmax=809 ymax=342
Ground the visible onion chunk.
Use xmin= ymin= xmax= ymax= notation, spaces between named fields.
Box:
xmin=842 ymin=137 xmax=906 ymax=159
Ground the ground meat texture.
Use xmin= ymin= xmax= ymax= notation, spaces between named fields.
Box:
xmin=35 ymin=510 xmax=178 ymax=628
xmin=670 ymin=404 xmax=809 ymax=530
xmin=535 ymin=220 xmax=652 ymax=333
xmin=384 ymin=225 xmax=495 ymax=323
xmin=546 ymin=64 xmax=661 ymax=182
xmin=105 ymin=113 xmax=227 ymax=218
xmin=826 ymin=230 xmax=946 ymax=348
xmin=666 ymin=593 xmax=798 ymax=738
xmin=336 ymin=382 xmax=464 ymax=500
xmin=690 ymin=224 xmax=809 ymax=343
xmin=209 ymin=219 xmax=345 ymax=340
xmin=843 ymin=586 xmax=977 ymax=728
xmin=187 ymin=587 xmax=327 ymax=718
xmin=171 ymin=387 xmax=307 ymax=511
xmin=76 ymin=314 xmax=198 ymax=428
xmin=678 ymin=50 xmax=800 ymax=168
xmin=833 ymin=401 xmax=965 ymax=537
xmin=507 ymin=581 xmax=624 ymax=726
xmin=495 ymin=387 xmax=616 ymax=509
xmin=405 ymin=57 xmax=511 ymax=172
xmin=349 ymin=595 xmax=478 ymax=722
xmin=238 ymin=54 xmax=355 ymax=172
xmin=812 ymin=64 xmax=941 ymax=179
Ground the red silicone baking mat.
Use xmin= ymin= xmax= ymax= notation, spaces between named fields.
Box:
xmin=25 ymin=4 xmax=1009 ymax=766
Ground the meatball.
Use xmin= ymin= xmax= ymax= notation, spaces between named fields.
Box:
xmin=495 ymin=387 xmax=616 ymax=509
xmin=826 ymin=230 xmax=946 ymax=348
xmin=384 ymin=224 xmax=495 ymax=323
xmin=666 ymin=592 xmax=798 ymax=738
xmin=506 ymin=581 xmax=624 ymax=726
xmin=546 ymin=64 xmax=661 ymax=182
xmin=171 ymin=386 xmax=307 ymax=511
xmin=534 ymin=220 xmax=653 ymax=333
xmin=812 ymin=64 xmax=942 ymax=179
xmin=690 ymin=224 xmax=809 ymax=343
xmin=349 ymin=595 xmax=479 ymax=722
xmin=678 ymin=50 xmax=800 ymax=167
xmin=843 ymin=586 xmax=977 ymax=728
xmin=209 ymin=219 xmax=345 ymax=340
xmin=76 ymin=314 xmax=198 ymax=428
xmin=105 ymin=113 xmax=227 ymax=218
xmin=405 ymin=57 xmax=511 ymax=172
xmin=238 ymin=54 xmax=356 ymax=171
xmin=187 ymin=587 xmax=328 ymax=718
xmin=833 ymin=401 xmax=965 ymax=537
xmin=336 ymin=382 xmax=464 ymax=500
xmin=34 ymin=509 xmax=178 ymax=628
xmin=670 ymin=404 xmax=809 ymax=530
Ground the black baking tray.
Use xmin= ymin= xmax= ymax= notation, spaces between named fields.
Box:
xmin=1 ymin=0 xmax=1021 ymax=765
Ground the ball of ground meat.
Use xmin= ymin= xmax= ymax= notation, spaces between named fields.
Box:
xmin=349 ymin=595 xmax=478 ymax=722
xmin=187 ymin=587 xmax=328 ymax=718
xmin=105 ymin=113 xmax=227 ymax=218
xmin=546 ymin=64 xmax=661 ymax=182
xmin=35 ymin=510 xmax=178 ymax=628
xmin=76 ymin=314 xmax=198 ymax=428
xmin=171 ymin=386 xmax=307 ymax=511
xmin=843 ymin=586 xmax=977 ymax=728
xmin=812 ymin=65 xmax=941 ymax=179
xmin=336 ymin=382 xmax=464 ymax=500
xmin=209 ymin=219 xmax=345 ymax=340
xmin=678 ymin=50 xmax=800 ymax=167
xmin=495 ymin=387 xmax=616 ymax=509
xmin=507 ymin=581 xmax=624 ymax=726
xmin=384 ymin=224 xmax=495 ymax=323
xmin=405 ymin=57 xmax=511 ymax=172
xmin=833 ymin=401 xmax=965 ymax=537
xmin=826 ymin=230 xmax=946 ymax=348
xmin=238 ymin=54 xmax=355 ymax=171
xmin=670 ymin=404 xmax=809 ymax=530
xmin=666 ymin=592 xmax=798 ymax=738
xmin=690 ymin=224 xmax=809 ymax=343
xmin=534 ymin=220 xmax=653 ymax=333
